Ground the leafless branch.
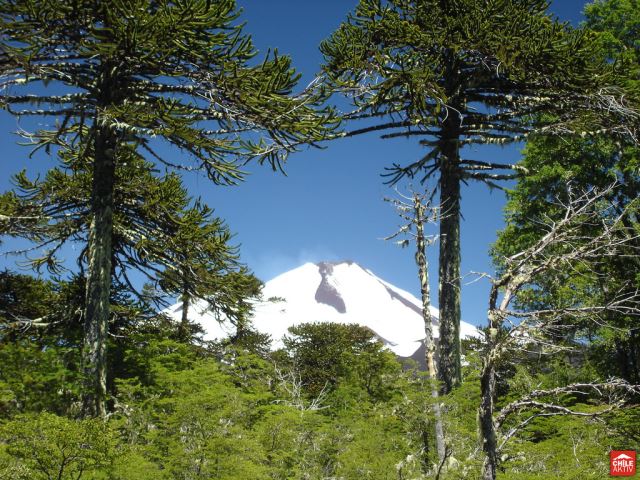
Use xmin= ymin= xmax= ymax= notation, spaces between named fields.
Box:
xmin=478 ymin=182 xmax=640 ymax=479
xmin=496 ymin=379 xmax=640 ymax=451
xmin=271 ymin=366 xmax=330 ymax=412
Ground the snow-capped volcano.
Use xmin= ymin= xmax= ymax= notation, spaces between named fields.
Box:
xmin=165 ymin=261 xmax=479 ymax=362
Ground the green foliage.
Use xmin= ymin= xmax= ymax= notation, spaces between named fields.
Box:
xmin=0 ymin=341 xmax=80 ymax=417
xmin=585 ymin=0 xmax=640 ymax=93
xmin=114 ymin=340 xmax=264 ymax=478
xmin=0 ymin=270 xmax=194 ymax=417
xmin=0 ymin=0 xmax=338 ymax=176
xmin=493 ymin=134 xmax=640 ymax=383
xmin=0 ymin=270 xmax=54 ymax=325
xmin=490 ymin=114 xmax=639 ymax=480
xmin=503 ymin=416 xmax=612 ymax=479
xmin=283 ymin=322 xmax=400 ymax=401
xmin=492 ymin=0 xmax=640 ymax=383
xmin=1 ymin=153 xmax=261 ymax=315
xmin=0 ymin=412 xmax=119 ymax=480
xmin=0 ymin=272 xmax=81 ymax=416
xmin=0 ymin=153 xmax=264 ymax=415
xmin=321 ymin=0 xmax=617 ymax=183
xmin=1 ymin=0 xmax=636 ymax=476
xmin=494 ymin=359 xmax=639 ymax=479
xmin=336 ymin=411 xmax=416 ymax=479
xmin=0 ymin=310 xmax=632 ymax=479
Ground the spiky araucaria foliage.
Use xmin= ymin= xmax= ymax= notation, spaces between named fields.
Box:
xmin=0 ymin=0 xmax=338 ymax=177
xmin=320 ymin=0 xmax=632 ymax=392
xmin=155 ymin=199 xmax=263 ymax=343
xmin=0 ymin=0 xmax=337 ymax=417
xmin=1 ymin=150 xmax=261 ymax=328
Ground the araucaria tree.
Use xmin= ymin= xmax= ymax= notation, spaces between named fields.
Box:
xmin=321 ymin=0 xmax=625 ymax=392
xmin=0 ymin=0 xmax=336 ymax=417
xmin=0 ymin=154 xmax=261 ymax=342
xmin=156 ymin=200 xmax=262 ymax=343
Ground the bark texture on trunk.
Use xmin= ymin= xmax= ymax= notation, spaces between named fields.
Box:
xmin=179 ymin=287 xmax=191 ymax=342
xmin=437 ymin=132 xmax=462 ymax=393
xmin=479 ymin=357 xmax=498 ymax=480
xmin=480 ymin=298 xmax=500 ymax=480
xmin=414 ymin=195 xmax=446 ymax=464
xmin=436 ymin=52 xmax=463 ymax=392
xmin=82 ymin=125 xmax=116 ymax=418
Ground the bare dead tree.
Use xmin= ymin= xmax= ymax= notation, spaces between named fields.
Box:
xmin=384 ymin=188 xmax=447 ymax=466
xmin=271 ymin=366 xmax=330 ymax=412
xmin=478 ymin=183 xmax=640 ymax=480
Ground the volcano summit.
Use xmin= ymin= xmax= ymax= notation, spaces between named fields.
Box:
xmin=166 ymin=261 xmax=479 ymax=364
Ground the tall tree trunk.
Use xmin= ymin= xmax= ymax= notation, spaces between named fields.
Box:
xmin=479 ymin=350 xmax=498 ymax=480
xmin=82 ymin=124 xmax=116 ymax=418
xmin=480 ymin=300 xmax=500 ymax=480
xmin=437 ymin=51 xmax=463 ymax=392
xmin=179 ymin=285 xmax=191 ymax=342
xmin=437 ymin=132 xmax=462 ymax=393
xmin=414 ymin=195 xmax=446 ymax=464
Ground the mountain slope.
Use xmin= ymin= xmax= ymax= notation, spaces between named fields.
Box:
xmin=165 ymin=261 xmax=479 ymax=361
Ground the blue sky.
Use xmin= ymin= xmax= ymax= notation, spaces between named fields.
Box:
xmin=0 ymin=0 xmax=591 ymax=327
